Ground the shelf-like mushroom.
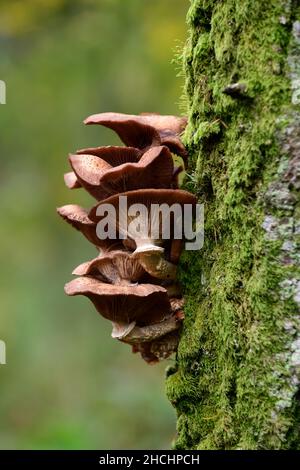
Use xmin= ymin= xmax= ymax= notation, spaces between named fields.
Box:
xmin=72 ymin=250 xmax=145 ymax=284
xmin=64 ymin=276 xmax=170 ymax=325
xmin=84 ymin=112 xmax=188 ymax=161
xmin=68 ymin=146 xmax=174 ymax=200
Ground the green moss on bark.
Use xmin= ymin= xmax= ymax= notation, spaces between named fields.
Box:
xmin=166 ymin=0 xmax=300 ymax=450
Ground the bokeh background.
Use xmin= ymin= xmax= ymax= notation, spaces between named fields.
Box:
xmin=0 ymin=0 xmax=188 ymax=449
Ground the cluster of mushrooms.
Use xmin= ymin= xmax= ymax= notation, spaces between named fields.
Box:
xmin=57 ymin=112 xmax=196 ymax=364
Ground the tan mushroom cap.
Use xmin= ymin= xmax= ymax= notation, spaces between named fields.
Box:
xmin=56 ymin=204 xmax=120 ymax=252
xmin=69 ymin=146 xmax=174 ymax=200
xmin=83 ymin=112 xmax=188 ymax=160
xmin=72 ymin=250 xmax=145 ymax=284
xmin=64 ymin=276 xmax=170 ymax=324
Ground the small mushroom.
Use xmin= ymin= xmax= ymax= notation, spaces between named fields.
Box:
xmin=68 ymin=146 xmax=174 ymax=200
xmin=84 ymin=112 xmax=188 ymax=161
xmin=72 ymin=250 xmax=145 ymax=284
xmin=65 ymin=276 xmax=170 ymax=324
xmin=57 ymin=204 xmax=120 ymax=252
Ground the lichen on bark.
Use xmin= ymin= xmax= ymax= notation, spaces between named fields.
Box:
xmin=166 ymin=0 xmax=300 ymax=450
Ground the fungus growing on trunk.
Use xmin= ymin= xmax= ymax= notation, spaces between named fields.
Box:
xmin=58 ymin=109 xmax=195 ymax=364
xmin=84 ymin=112 xmax=188 ymax=161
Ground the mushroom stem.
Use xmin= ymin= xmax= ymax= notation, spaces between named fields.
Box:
xmin=134 ymin=251 xmax=177 ymax=281
xmin=111 ymin=321 xmax=136 ymax=339
xmin=118 ymin=313 xmax=182 ymax=344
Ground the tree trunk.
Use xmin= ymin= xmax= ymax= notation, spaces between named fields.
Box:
xmin=166 ymin=0 xmax=300 ymax=450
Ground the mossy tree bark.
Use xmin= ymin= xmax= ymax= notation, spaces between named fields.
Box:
xmin=166 ymin=0 xmax=300 ymax=450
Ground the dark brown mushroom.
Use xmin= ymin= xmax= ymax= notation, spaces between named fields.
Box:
xmin=68 ymin=146 xmax=174 ymax=200
xmin=64 ymin=276 xmax=170 ymax=325
xmin=84 ymin=112 xmax=188 ymax=161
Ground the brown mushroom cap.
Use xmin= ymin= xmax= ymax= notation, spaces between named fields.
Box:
xmin=76 ymin=145 xmax=141 ymax=164
xmin=83 ymin=112 xmax=188 ymax=159
xmin=89 ymin=189 xmax=197 ymax=252
xmin=64 ymin=276 xmax=170 ymax=324
xmin=57 ymin=204 xmax=120 ymax=251
xmin=100 ymin=146 xmax=174 ymax=194
xmin=72 ymin=250 xmax=145 ymax=284
xmin=69 ymin=146 xmax=174 ymax=200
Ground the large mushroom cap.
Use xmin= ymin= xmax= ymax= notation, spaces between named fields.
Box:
xmin=65 ymin=277 xmax=170 ymax=324
xmin=68 ymin=146 xmax=174 ymax=200
xmin=72 ymin=250 xmax=145 ymax=284
xmin=89 ymin=189 xmax=197 ymax=250
xmin=84 ymin=112 xmax=187 ymax=159
xmin=68 ymin=147 xmax=141 ymax=200
xmin=100 ymin=146 xmax=174 ymax=194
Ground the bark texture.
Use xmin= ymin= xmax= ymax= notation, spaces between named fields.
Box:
xmin=166 ymin=0 xmax=300 ymax=450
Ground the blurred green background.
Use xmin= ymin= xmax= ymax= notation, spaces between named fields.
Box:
xmin=0 ymin=0 xmax=188 ymax=450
